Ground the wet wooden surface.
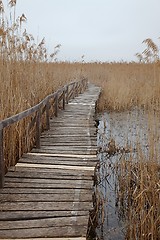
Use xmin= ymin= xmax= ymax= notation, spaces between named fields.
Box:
xmin=0 ymin=84 xmax=101 ymax=239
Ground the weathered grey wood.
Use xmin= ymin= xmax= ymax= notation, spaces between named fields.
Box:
xmin=3 ymin=182 xmax=92 ymax=189
xmin=4 ymin=177 xmax=92 ymax=185
xmin=0 ymin=193 xmax=92 ymax=202
xmin=0 ymin=216 xmax=88 ymax=230
xmin=36 ymin=110 xmax=41 ymax=149
xmin=0 ymin=188 xmax=92 ymax=194
xmin=5 ymin=172 xmax=92 ymax=181
xmin=0 ymin=83 xmax=101 ymax=239
xmin=0 ymin=210 xmax=89 ymax=220
xmin=62 ymin=89 xmax=65 ymax=110
xmin=54 ymin=93 xmax=58 ymax=117
xmin=0 ymin=79 xmax=88 ymax=188
xmin=45 ymin=100 xmax=50 ymax=130
xmin=66 ymin=85 xmax=69 ymax=104
xmin=9 ymin=166 xmax=94 ymax=175
xmin=18 ymin=158 xmax=97 ymax=166
xmin=0 ymin=201 xmax=92 ymax=211
xmin=0 ymin=225 xmax=87 ymax=238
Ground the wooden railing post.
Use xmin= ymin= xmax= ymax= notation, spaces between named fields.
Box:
xmin=66 ymin=86 xmax=69 ymax=104
xmin=46 ymin=101 xmax=50 ymax=130
xmin=62 ymin=89 xmax=65 ymax=110
xmin=75 ymin=82 xmax=78 ymax=97
xmin=36 ymin=110 xmax=41 ymax=149
xmin=72 ymin=83 xmax=75 ymax=99
xmin=0 ymin=127 xmax=4 ymax=188
xmin=55 ymin=93 xmax=58 ymax=117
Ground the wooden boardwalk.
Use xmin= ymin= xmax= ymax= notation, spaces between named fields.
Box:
xmin=0 ymin=83 xmax=101 ymax=239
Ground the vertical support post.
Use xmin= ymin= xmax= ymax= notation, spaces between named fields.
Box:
xmin=75 ymin=82 xmax=78 ymax=97
xmin=79 ymin=81 xmax=82 ymax=94
xmin=55 ymin=93 xmax=58 ymax=117
xmin=46 ymin=101 xmax=50 ymax=130
xmin=77 ymin=82 xmax=80 ymax=95
xmin=62 ymin=89 xmax=65 ymax=110
xmin=36 ymin=110 xmax=41 ymax=149
xmin=0 ymin=127 xmax=4 ymax=188
xmin=66 ymin=86 xmax=69 ymax=104
xmin=72 ymin=83 xmax=75 ymax=99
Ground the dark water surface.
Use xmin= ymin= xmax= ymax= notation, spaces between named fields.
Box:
xmin=95 ymin=110 xmax=159 ymax=240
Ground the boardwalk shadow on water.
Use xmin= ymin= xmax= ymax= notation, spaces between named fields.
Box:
xmin=95 ymin=109 xmax=157 ymax=240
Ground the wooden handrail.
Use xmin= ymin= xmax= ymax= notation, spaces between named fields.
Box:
xmin=0 ymin=78 xmax=88 ymax=188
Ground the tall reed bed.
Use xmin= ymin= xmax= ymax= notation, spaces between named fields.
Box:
xmin=82 ymin=62 xmax=160 ymax=111
xmin=0 ymin=1 xmax=83 ymax=169
xmin=83 ymin=58 xmax=160 ymax=238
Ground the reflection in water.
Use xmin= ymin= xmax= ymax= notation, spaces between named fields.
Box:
xmin=96 ymin=110 xmax=159 ymax=240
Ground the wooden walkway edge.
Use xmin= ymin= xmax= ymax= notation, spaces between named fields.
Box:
xmin=0 ymin=83 xmax=101 ymax=239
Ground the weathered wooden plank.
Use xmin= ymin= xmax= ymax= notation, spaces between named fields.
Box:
xmin=5 ymin=171 xmax=92 ymax=180
xmin=0 ymin=225 xmax=87 ymax=238
xmin=9 ymin=166 xmax=94 ymax=176
xmin=4 ymin=182 xmax=92 ymax=190
xmin=0 ymin=210 xmax=89 ymax=221
xmin=18 ymin=158 xmax=96 ymax=167
xmin=4 ymin=177 xmax=91 ymax=185
xmin=14 ymin=163 xmax=95 ymax=171
xmin=41 ymin=138 xmax=97 ymax=147
xmin=1 ymin=238 xmax=86 ymax=240
xmin=26 ymin=153 xmax=97 ymax=159
xmin=0 ymin=216 xmax=88 ymax=230
xmin=0 ymin=188 xmax=92 ymax=196
xmin=40 ymin=142 xmax=97 ymax=147
xmin=21 ymin=154 xmax=97 ymax=162
xmin=0 ymin=193 xmax=92 ymax=202
xmin=36 ymin=146 xmax=97 ymax=151
xmin=0 ymin=201 xmax=93 ymax=211
xmin=31 ymin=149 xmax=96 ymax=155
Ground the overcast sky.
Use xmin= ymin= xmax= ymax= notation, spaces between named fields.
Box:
xmin=5 ymin=0 xmax=160 ymax=62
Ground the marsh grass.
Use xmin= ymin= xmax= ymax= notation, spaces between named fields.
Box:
xmin=0 ymin=1 xmax=84 ymax=169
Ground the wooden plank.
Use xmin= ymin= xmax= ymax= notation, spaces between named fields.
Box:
xmin=9 ymin=166 xmax=94 ymax=176
xmin=40 ymin=141 xmax=97 ymax=146
xmin=21 ymin=154 xmax=97 ymax=162
xmin=4 ymin=177 xmax=91 ymax=185
xmin=2 ymin=238 xmax=86 ymax=240
xmin=31 ymin=149 xmax=96 ymax=155
xmin=15 ymin=163 xmax=95 ymax=171
xmin=0 ymin=216 xmax=88 ymax=230
xmin=0 ymin=210 xmax=88 ymax=221
xmin=0 ymin=201 xmax=93 ymax=211
xmin=5 ymin=171 xmax=92 ymax=180
xmin=4 ymin=182 xmax=92 ymax=190
xmin=18 ymin=158 xmax=96 ymax=167
xmin=0 ymin=225 xmax=87 ymax=238
xmin=36 ymin=146 xmax=97 ymax=151
xmin=40 ymin=142 xmax=96 ymax=146
xmin=0 ymin=193 xmax=92 ymax=202
xmin=26 ymin=153 xmax=97 ymax=158
xmin=0 ymin=188 xmax=92 ymax=194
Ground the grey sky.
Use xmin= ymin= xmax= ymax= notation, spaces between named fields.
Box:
xmin=8 ymin=0 xmax=160 ymax=62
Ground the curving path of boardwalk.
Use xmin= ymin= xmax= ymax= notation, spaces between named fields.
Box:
xmin=0 ymin=83 xmax=101 ymax=239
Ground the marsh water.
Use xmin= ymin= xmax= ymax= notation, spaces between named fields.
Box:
xmin=95 ymin=109 xmax=160 ymax=240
